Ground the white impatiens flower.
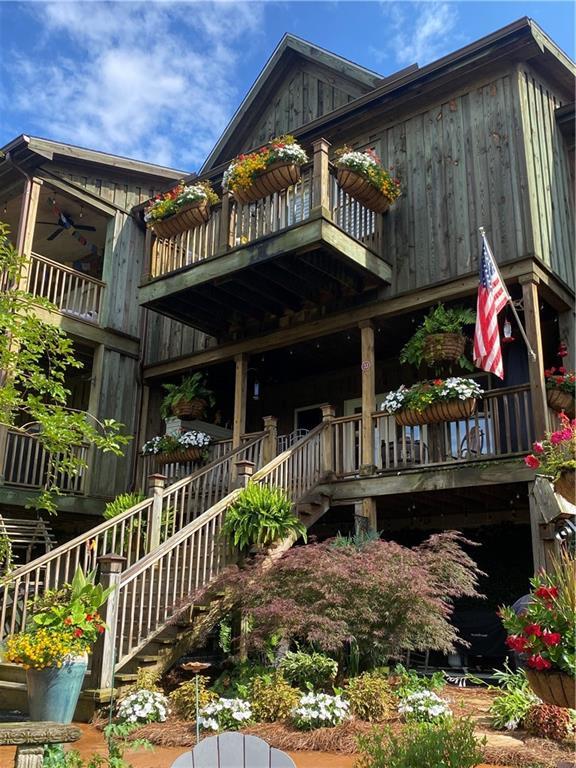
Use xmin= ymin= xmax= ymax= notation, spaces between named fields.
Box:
xmin=198 ymin=697 xmax=252 ymax=732
xmin=291 ymin=692 xmax=350 ymax=731
xmin=398 ymin=690 xmax=451 ymax=723
xmin=117 ymin=689 xmax=169 ymax=724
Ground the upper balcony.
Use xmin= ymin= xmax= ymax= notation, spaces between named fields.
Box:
xmin=139 ymin=140 xmax=392 ymax=337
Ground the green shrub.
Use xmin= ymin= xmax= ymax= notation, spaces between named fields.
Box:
xmin=356 ymin=718 xmax=485 ymax=768
xmin=345 ymin=671 xmax=394 ymax=722
xmin=390 ymin=664 xmax=445 ymax=699
xmin=473 ymin=665 xmax=540 ymax=731
xmin=169 ymin=676 xmax=218 ymax=719
xmin=103 ymin=492 xmax=145 ymax=520
xmin=278 ymin=650 xmax=338 ymax=691
xmin=222 ymin=483 xmax=307 ymax=551
xmin=249 ymin=672 xmax=300 ymax=722
xmin=211 ymin=660 xmax=270 ymax=699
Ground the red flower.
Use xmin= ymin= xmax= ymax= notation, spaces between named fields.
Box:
xmin=550 ymin=431 xmax=564 ymax=446
xmin=532 ymin=441 xmax=544 ymax=454
xmin=541 ymin=631 xmax=561 ymax=647
xmin=64 ymin=617 xmax=72 ymax=625
xmin=433 ymin=379 xmax=443 ymax=386
xmin=558 ymin=367 xmax=566 ymax=374
xmin=558 ymin=343 xmax=568 ymax=358
xmin=506 ymin=635 xmax=528 ymax=652
xmin=524 ymin=455 xmax=541 ymax=469
xmin=85 ymin=614 xmax=93 ymax=621
xmin=523 ymin=623 xmax=543 ymax=637
xmin=527 ymin=654 xmax=552 ymax=671
xmin=98 ymin=625 xmax=105 ymax=634
xmin=535 ymin=586 xmax=558 ymax=601
xmin=73 ymin=628 xmax=83 ymax=638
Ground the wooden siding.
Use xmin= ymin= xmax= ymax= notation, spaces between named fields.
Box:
xmin=517 ymin=67 xmax=575 ymax=289
xmin=145 ymin=311 xmax=212 ymax=365
xmin=242 ymin=61 xmax=367 ymax=151
xmin=89 ymin=349 xmax=139 ymax=498
xmin=362 ymin=74 xmax=532 ymax=295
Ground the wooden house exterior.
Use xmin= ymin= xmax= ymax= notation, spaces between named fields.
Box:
xmin=0 ymin=18 xmax=574 ymax=714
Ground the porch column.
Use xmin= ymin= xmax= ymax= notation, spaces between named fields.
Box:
xmin=354 ymin=498 xmax=377 ymax=534
xmin=84 ymin=344 xmax=105 ymax=496
xmin=232 ymin=353 xmax=248 ymax=449
xmin=359 ymin=320 xmax=376 ymax=475
xmin=520 ymin=277 xmax=547 ymax=437
xmin=311 ymin=139 xmax=331 ymax=218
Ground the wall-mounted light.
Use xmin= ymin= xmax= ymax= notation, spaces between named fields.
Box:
xmin=502 ymin=317 xmax=515 ymax=344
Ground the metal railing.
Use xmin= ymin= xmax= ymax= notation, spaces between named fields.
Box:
xmin=27 ymin=252 xmax=104 ymax=323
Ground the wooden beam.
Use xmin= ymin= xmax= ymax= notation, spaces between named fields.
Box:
xmin=301 ymin=251 xmax=360 ymax=292
xmin=360 ymin=321 xmax=376 ymax=473
xmin=520 ymin=277 xmax=548 ymax=436
xmin=216 ymin=279 xmax=286 ymax=317
xmin=143 ymin=257 xmax=543 ymax=380
xmin=232 ymin=354 xmax=248 ymax=450
xmin=234 ymin=270 xmax=303 ymax=312
xmin=311 ymin=138 xmax=331 ymax=217
xmin=257 ymin=262 xmax=317 ymax=303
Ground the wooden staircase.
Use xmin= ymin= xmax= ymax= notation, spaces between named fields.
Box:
xmin=0 ymin=422 xmax=334 ymax=717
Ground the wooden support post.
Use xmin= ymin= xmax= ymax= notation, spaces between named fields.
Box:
xmin=320 ymin=404 xmax=335 ymax=477
xmin=520 ymin=277 xmax=548 ymax=436
xmin=232 ymin=353 xmax=248 ymax=450
xmin=90 ymin=554 xmax=126 ymax=691
xmin=84 ymin=344 xmax=105 ymax=496
xmin=147 ymin=473 xmax=166 ymax=553
xmin=234 ymin=459 xmax=254 ymax=489
xmin=529 ymin=481 xmax=545 ymax=573
xmin=218 ymin=192 xmax=232 ymax=254
xmin=360 ymin=321 xmax=376 ymax=475
xmin=262 ymin=415 xmax=278 ymax=465
xmin=354 ymin=498 xmax=378 ymax=533
xmin=311 ymin=138 xmax=331 ymax=218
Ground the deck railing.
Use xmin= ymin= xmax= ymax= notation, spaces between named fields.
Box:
xmin=2 ymin=428 xmax=87 ymax=493
xmin=147 ymin=140 xmax=384 ymax=280
xmin=27 ymin=252 xmax=104 ymax=323
xmin=112 ymin=424 xmax=327 ymax=672
xmin=0 ymin=432 xmax=266 ymax=642
xmin=332 ymin=386 xmax=534 ymax=477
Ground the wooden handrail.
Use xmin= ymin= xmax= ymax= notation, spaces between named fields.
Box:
xmin=31 ymin=252 xmax=105 ymax=287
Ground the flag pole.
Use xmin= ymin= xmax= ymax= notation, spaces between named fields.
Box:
xmin=478 ymin=227 xmax=537 ymax=361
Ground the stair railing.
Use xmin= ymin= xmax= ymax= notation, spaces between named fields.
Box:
xmin=108 ymin=422 xmax=328 ymax=680
xmin=0 ymin=432 xmax=267 ymax=642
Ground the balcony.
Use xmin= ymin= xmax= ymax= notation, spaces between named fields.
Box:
xmin=27 ymin=252 xmax=104 ymax=324
xmin=139 ymin=142 xmax=392 ymax=336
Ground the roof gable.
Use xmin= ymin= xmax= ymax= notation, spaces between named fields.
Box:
xmin=201 ymin=35 xmax=383 ymax=171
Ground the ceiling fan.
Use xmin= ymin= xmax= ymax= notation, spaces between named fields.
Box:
xmin=38 ymin=211 xmax=97 ymax=241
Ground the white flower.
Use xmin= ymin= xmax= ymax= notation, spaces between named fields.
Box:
xmin=117 ymin=690 xmax=169 ymax=724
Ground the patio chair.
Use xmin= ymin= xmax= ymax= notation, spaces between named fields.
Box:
xmin=459 ymin=425 xmax=484 ymax=458
xmin=170 ymin=732 xmax=296 ymax=768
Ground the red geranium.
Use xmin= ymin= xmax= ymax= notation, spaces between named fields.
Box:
xmin=541 ymin=631 xmax=561 ymax=647
xmin=524 ymin=623 xmax=543 ymax=637
xmin=527 ymin=654 xmax=552 ymax=671
xmin=535 ymin=586 xmax=558 ymax=601
xmin=506 ymin=635 xmax=528 ymax=652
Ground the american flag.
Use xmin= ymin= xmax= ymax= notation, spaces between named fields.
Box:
xmin=473 ymin=235 xmax=510 ymax=379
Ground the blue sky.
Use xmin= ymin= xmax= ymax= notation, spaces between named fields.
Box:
xmin=1 ymin=1 xmax=574 ymax=171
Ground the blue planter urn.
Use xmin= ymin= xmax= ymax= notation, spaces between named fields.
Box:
xmin=26 ymin=654 xmax=88 ymax=723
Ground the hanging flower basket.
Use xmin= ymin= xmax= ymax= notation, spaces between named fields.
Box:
xmin=423 ymin=333 xmax=466 ymax=364
xmin=394 ymin=397 xmax=477 ymax=427
xmin=554 ymin=468 xmax=575 ymax=503
xmin=547 ymin=389 xmax=575 ymax=419
xmin=150 ymin=200 xmax=210 ymax=238
xmin=223 ymin=136 xmax=308 ymax=205
xmin=525 ymin=669 xmax=576 ymax=709
xmin=233 ymin=163 xmax=302 ymax=205
xmin=172 ymin=397 xmax=207 ymax=419
xmin=334 ymin=147 xmax=401 ymax=214
xmin=156 ymin=446 xmax=203 ymax=465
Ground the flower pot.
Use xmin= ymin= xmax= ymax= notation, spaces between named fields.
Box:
xmin=150 ymin=200 xmax=210 ymax=238
xmin=526 ymin=668 xmax=576 ymax=709
xmin=172 ymin=397 xmax=207 ymax=419
xmin=394 ymin=397 xmax=477 ymax=427
xmin=423 ymin=333 xmax=466 ymax=364
xmin=26 ymin=654 xmax=88 ymax=723
xmin=156 ymin=446 xmax=202 ymax=465
xmin=554 ymin=468 xmax=575 ymax=504
xmin=232 ymin=163 xmax=301 ymax=205
xmin=336 ymin=167 xmax=391 ymax=213
xmin=547 ymin=389 xmax=576 ymax=418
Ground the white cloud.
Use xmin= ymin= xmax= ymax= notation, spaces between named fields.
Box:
xmin=374 ymin=2 xmax=461 ymax=68
xmin=8 ymin=1 xmax=265 ymax=170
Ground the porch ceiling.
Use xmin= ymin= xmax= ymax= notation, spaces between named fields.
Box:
xmin=139 ymin=217 xmax=392 ymax=337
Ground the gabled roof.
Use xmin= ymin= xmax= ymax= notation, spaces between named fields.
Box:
xmin=200 ymin=34 xmax=387 ymax=172
xmin=1 ymin=134 xmax=187 ymax=180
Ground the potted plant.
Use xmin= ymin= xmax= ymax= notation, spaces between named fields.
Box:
xmin=500 ymin=551 xmax=575 ymax=709
xmin=223 ymin=135 xmax=308 ymax=205
xmin=523 ymin=412 xmax=575 ymax=502
xmin=145 ymin=180 xmax=219 ymax=239
xmin=160 ymin=373 xmax=216 ymax=419
xmin=382 ymin=377 xmax=483 ymax=427
xmin=545 ymin=367 xmax=576 ymax=418
xmin=333 ymin=146 xmax=401 ymax=213
xmin=4 ymin=567 xmax=113 ymax=723
xmin=400 ymin=304 xmax=476 ymax=369
xmin=142 ymin=429 xmax=212 ymax=464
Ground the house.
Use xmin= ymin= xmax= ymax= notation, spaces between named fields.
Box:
xmin=0 ymin=18 xmax=573 ymax=715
